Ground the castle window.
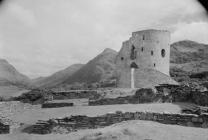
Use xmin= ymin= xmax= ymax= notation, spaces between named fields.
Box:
xmin=141 ymin=47 xmax=144 ymax=52
xmin=154 ymin=63 xmax=156 ymax=67
xmin=130 ymin=45 xmax=136 ymax=60
xmin=151 ymin=51 xmax=154 ymax=56
xmin=161 ymin=49 xmax=165 ymax=57
xmin=121 ymin=57 xmax=124 ymax=60
xmin=143 ymin=35 xmax=145 ymax=40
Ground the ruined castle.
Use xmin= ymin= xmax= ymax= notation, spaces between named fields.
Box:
xmin=116 ymin=29 xmax=172 ymax=88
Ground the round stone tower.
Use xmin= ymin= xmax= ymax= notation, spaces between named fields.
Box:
xmin=115 ymin=29 xmax=171 ymax=88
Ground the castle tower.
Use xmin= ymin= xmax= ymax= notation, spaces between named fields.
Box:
xmin=115 ymin=29 xmax=171 ymax=88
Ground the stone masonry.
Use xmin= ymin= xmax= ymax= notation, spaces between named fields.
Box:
xmin=25 ymin=111 xmax=208 ymax=134
xmin=116 ymin=29 xmax=172 ymax=88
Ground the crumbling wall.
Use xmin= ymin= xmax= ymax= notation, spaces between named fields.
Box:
xmin=53 ymin=90 xmax=101 ymax=100
xmin=25 ymin=111 xmax=208 ymax=134
xmin=42 ymin=102 xmax=73 ymax=108
xmin=0 ymin=122 xmax=9 ymax=134
xmin=88 ymin=88 xmax=159 ymax=105
xmin=89 ymin=86 xmax=208 ymax=106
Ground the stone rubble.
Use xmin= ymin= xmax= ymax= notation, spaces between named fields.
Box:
xmin=24 ymin=111 xmax=208 ymax=134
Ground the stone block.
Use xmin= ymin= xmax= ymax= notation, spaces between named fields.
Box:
xmin=202 ymin=122 xmax=208 ymax=128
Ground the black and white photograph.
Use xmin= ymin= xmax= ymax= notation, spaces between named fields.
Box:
xmin=0 ymin=0 xmax=208 ymax=139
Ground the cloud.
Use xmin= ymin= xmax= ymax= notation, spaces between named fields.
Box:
xmin=172 ymin=21 xmax=208 ymax=43
xmin=6 ymin=2 xmax=37 ymax=27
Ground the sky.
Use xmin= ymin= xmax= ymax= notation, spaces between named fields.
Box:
xmin=0 ymin=0 xmax=207 ymax=78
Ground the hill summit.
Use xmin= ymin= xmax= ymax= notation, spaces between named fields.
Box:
xmin=61 ymin=48 xmax=117 ymax=85
xmin=0 ymin=59 xmax=30 ymax=86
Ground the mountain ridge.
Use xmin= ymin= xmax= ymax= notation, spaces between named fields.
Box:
xmin=170 ymin=40 xmax=208 ymax=64
xmin=33 ymin=40 xmax=208 ymax=89
xmin=1 ymin=40 xmax=207 ymax=90
xmin=32 ymin=64 xmax=84 ymax=88
xmin=170 ymin=40 xmax=208 ymax=73
xmin=0 ymin=59 xmax=30 ymax=87
xmin=61 ymin=48 xmax=118 ymax=85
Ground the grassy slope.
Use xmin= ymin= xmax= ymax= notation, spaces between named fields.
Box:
xmin=62 ymin=48 xmax=117 ymax=85
xmin=170 ymin=40 xmax=208 ymax=73
xmin=32 ymin=64 xmax=84 ymax=88
xmin=0 ymin=59 xmax=30 ymax=86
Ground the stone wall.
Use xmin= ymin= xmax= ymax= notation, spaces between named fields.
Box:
xmin=89 ymin=88 xmax=158 ymax=105
xmin=0 ymin=101 xmax=39 ymax=134
xmin=0 ymin=117 xmax=21 ymax=134
xmin=25 ymin=111 xmax=208 ymax=134
xmin=156 ymin=84 xmax=208 ymax=106
xmin=14 ymin=89 xmax=101 ymax=104
xmin=0 ymin=122 xmax=9 ymax=134
xmin=89 ymin=86 xmax=208 ymax=107
xmin=42 ymin=102 xmax=73 ymax=108
xmin=53 ymin=90 xmax=101 ymax=100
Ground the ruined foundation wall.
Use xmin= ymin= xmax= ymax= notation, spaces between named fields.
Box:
xmin=27 ymin=111 xmax=208 ymax=134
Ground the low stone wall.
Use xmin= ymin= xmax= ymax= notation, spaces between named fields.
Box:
xmin=42 ymin=102 xmax=73 ymax=108
xmin=0 ymin=117 xmax=21 ymax=134
xmin=89 ymin=97 xmax=132 ymax=105
xmin=53 ymin=90 xmax=101 ymax=100
xmin=89 ymin=86 xmax=208 ymax=106
xmin=89 ymin=88 xmax=156 ymax=105
xmin=22 ymin=120 xmax=54 ymax=134
xmin=155 ymin=84 xmax=208 ymax=106
xmin=25 ymin=111 xmax=208 ymax=134
xmin=0 ymin=122 xmax=9 ymax=134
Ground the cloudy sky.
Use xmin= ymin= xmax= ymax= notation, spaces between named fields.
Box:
xmin=0 ymin=0 xmax=207 ymax=78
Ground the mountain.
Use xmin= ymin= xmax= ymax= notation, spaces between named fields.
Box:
xmin=0 ymin=59 xmax=31 ymax=97
xmin=61 ymin=48 xmax=117 ymax=85
xmin=0 ymin=59 xmax=30 ymax=86
xmin=33 ymin=40 xmax=208 ymax=89
xmin=170 ymin=40 xmax=208 ymax=73
xmin=170 ymin=40 xmax=208 ymax=64
xmin=31 ymin=76 xmax=45 ymax=84
xmin=32 ymin=64 xmax=84 ymax=88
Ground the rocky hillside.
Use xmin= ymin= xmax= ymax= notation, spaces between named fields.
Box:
xmin=170 ymin=40 xmax=208 ymax=73
xmin=170 ymin=40 xmax=208 ymax=85
xmin=32 ymin=64 xmax=84 ymax=88
xmin=0 ymin=59 xmax=30 ymax=87
xmin=61 ymin=48 xmax=117 ymax=85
